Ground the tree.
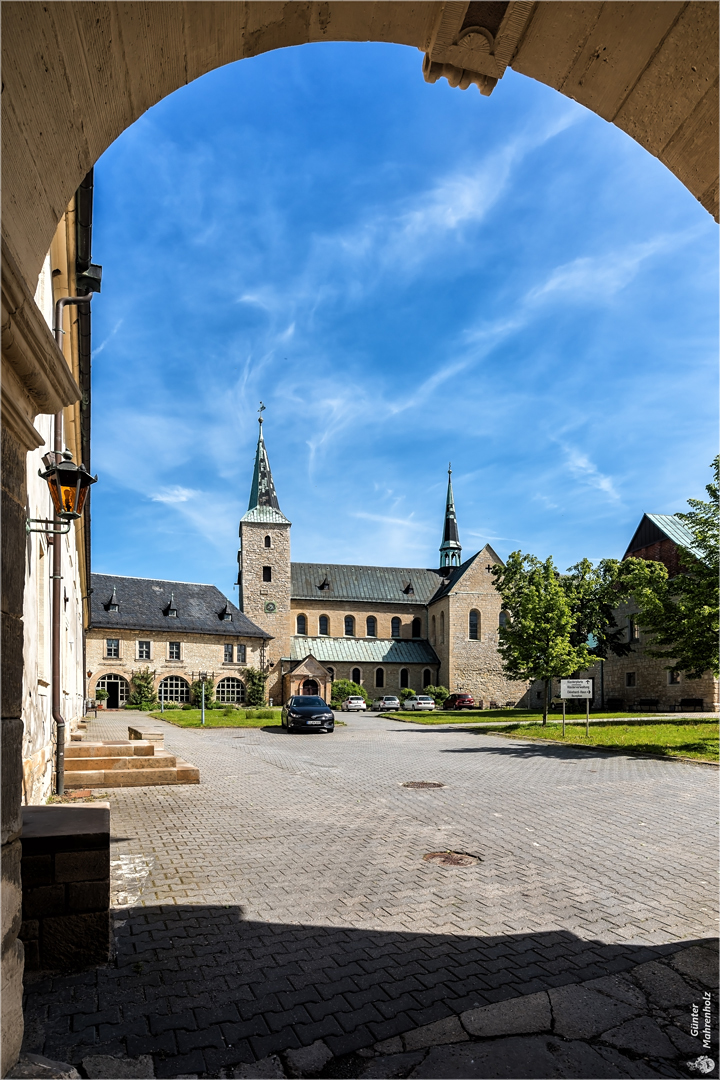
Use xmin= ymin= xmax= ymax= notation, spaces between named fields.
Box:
xmin=190 ymin=678 xmax=214 ymax=708
xmin=128 ymin=667 xmax=158 ymax=709
xmin=424 ymin=685 xmax=450 ymax=707
xmin=330 ymin=679 xmax=368 ymax=707
xmin=491 ymin=553 xmax=594 ymax=724
xmin=563 ymin=558 xmax=634 ymax=660
xmin=621 ymin=457 xmax=719 ymax=678
xmin=245 ymin=667 xmax=267 ymax=706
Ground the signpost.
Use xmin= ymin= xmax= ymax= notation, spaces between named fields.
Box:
xmin=560 ymin=679 xmax=593 ymax=737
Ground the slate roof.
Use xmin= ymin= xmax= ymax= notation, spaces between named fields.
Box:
xmin=240 ymin=419 xmax=290 ymax=524
xmin=291 ymin=563 xmax=445 ymax=605
xmin=288 ymin=637 xmax=440 ymax=664
xmin=624 ymin=514 xmax=698 ymax=559
xmin=89 ymin=574 xmax=271 ymax=638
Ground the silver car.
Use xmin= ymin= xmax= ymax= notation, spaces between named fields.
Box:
xmin=401 ymin=695 xmax=436 ymax=711
xmin=341 ymin=696 xmax=367 ymax=712
xmin=372 ymin=695 xmax=401 ymax=711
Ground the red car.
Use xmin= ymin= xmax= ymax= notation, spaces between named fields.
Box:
xmin=445 ymin=693 xmax=475 ymax=710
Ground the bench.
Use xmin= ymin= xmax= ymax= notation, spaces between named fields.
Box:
xmin=678 ymin=698 xmax=704 ymax=711
xmin=633 ymin=698 xmax=660 ymax=711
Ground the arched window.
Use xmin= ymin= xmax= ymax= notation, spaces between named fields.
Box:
xmin=400 ymin=668 xmax=409 ymax=688
xmin=95 ymin=673 xmax=130 ymax=709
xmin=216 ymin=677 xmax=245 ymax=703
xmin=351 ymin=667 xmax=361 ymax=685
xmin=319 ymin=614 xmax=329 ymax=635
xmin=423 ymin=669 xmax=432 ymax=688
xmin=375 ymin=667 xmax=384 ymax=688
xmin=431 ymin=615 xmax=436 ymax=644
xmin=296 ymin=614 xmax=307 ymax=635
xmin=440 ymin=611 xmax=445 ymax=645
xmin=411 ymin=618 xmax=421 ymax=638
xmin=391 ymin=617 xmax=401 ymax=638
xmin=264 ymin=535 xmax=272 ymax=548
xmin=157 ymin=675 xmax=190 ymax=704
xmin=366 ymin=616 xmax=377 ymax=637
xmin=499 ymin=610 xmax=509 ymax=629
xmin=469 ymin=610 xmax=479 ymax=640
xmin=344 ymin=615 xmax=355 ymax=637
xmin=326 ymin=667 xmax=335 ymax=681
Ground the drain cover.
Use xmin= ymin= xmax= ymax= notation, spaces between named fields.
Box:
xmin=402 ymin=781 xmax=445 ymax=789
xmin=423 ymin=851 xmax=479 ymax=867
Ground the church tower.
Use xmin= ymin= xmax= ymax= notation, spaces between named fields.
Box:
xmin=238 ymin=417 xmax=291 ymax=699
xmin=439 ymin=465 xmax=462 ymax=568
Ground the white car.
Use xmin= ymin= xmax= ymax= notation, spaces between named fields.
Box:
xmin=401 ymin=695 xmax=436 ymax=711
xmin=341 ymin=696 xmax=367 ymax=712
xmin=372 ymin=695 xmax=401 ymax=711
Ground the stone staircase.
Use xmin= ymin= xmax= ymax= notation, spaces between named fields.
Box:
xmin=64 ymin=740 xmax=200 ymax=787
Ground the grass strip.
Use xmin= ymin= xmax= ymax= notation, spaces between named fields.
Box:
xmin=383 ymin=708 xmax=691 ymax=725
xmin=148 ymin=708 xmax=281 ymax=728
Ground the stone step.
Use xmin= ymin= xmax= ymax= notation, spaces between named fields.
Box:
xmin=65 ymin=742 xmax=155 ymax=758
xmin=65 ymin=754 xmax=179 ymax=771
xmin=64 ymin=761 xmax=199 ymax=787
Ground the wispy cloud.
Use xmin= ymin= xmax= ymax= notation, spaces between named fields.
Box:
xmin=149 ymin=486 xmax=199 ymax=504
xmin=560 ymin=444 xmax=620 ymax=501
xmin=93 ymin=318 xmax=123 ymax=357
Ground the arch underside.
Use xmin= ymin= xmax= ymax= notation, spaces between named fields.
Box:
xmin=2 ymin=1 xmax=718 ymax=293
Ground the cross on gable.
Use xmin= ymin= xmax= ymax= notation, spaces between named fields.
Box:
xmin=486 ymin=564 xmax=495 ymax=573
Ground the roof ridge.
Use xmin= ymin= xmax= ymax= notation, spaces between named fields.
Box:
xmin=91 ymin=573 xmax=217 ymax=587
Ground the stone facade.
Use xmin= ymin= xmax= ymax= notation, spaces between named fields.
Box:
xmin=238 ymin=519 xmax=292 ymax=704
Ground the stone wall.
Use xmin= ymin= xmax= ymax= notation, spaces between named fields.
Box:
xmin=290 ymin=598 xmax=428 ymax=640
xmin=303 ymin=660 xmax=438 ymax=698
xmin=239 ymin=521 xmax=291 ymax=702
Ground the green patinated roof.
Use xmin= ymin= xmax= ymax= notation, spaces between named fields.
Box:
xmin=289 ymin=637 xmax=439 ymax=664
xmin=291 ymin=563 xmax=444 ymax=604
xmin=624 ymin=514 xmax=698 ymax=558
xmin=241 ymin=505 xmax=291 ymax=524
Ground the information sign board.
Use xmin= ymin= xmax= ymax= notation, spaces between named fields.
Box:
xmin=560 ymin=679 xmax=592 ymax=699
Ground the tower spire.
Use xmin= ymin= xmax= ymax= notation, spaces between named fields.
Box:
xmin=439 ymin=462 xmax=462 ymax=568
xmin=248 ymin=413 xmax=280 ymax=512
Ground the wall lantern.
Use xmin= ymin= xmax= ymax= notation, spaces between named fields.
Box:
xmin=27 ymin=449 xmax=97 ymax=534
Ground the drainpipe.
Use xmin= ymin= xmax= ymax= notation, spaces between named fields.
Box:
xmin=52 ymin=295 xmax=92 ymax=794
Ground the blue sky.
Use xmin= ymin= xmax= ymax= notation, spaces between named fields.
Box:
xmin=91 ymin=41 xmax=718 ymax=599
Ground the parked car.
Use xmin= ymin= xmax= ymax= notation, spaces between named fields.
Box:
xmin=372 ymin=695 xmax=401 ymax=711
xmin=401 ymin=695 xmax=436 ymax=711
xmin=282 ymin=696 xmax=335 ymax=733
xmin=341 ymin=696 xmax=367 ymax=712
xmin=444 ymin=693 xmax=475 ymax=710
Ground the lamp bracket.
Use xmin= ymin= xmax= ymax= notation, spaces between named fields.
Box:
xmin=26 ymin=518 xmax=71 ymax=536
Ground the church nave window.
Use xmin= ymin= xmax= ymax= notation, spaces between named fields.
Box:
xmin=264 ymin=535 xmax=272 ymax=548
xmin=296 ymin=614 xmax=307 ymax=635
xmin=344 ymin=615 xmax=355 ymax=637
xmin=366 ymin=616 xmax=377 ymax=637
xmin=499 ymin=610 xmax=509 ymax=629
xmin=319 ymin=614 xmax=329 ymax=635
xmin=431 ymin=615 xmax=436 ymax=644
xmin=411 ymin=618 xmax=421 ymax=638
xmin=469 ymin=610 xmax=479 ymax=640
xmin=391 ymin=617 xmax=401 ymax=638
xmin=351 ymin=667 xmax=361 ymax=685
xmin=400 ymin=668 xmax=409 ymax=688
xmin=375 ymin=667 xmax=384 ymax=688
xmin=423 ymin=669 xmax=432 ymax=688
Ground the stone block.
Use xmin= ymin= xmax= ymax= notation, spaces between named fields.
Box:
xmin=359 ymin=1052 xmax=425 ymax=1079
xmin=374 ymin=1037 xmax=403 ymax=1055
xmin=460 ymin=991 xmax=551 ymax=1037
xmin=2 ymin=837 xmax=23 ymax=942
xmin=176 ymin=763 xmax=201 ymax=783
xmin=19 ymin=920 xmax=39 ymax=940
xmin=64 ymin=771 xmax=104 ymax=787
xmin=55 ymin=849 xmax=109 ymax=883
xmin=23 ymin=885 xmax=66 ymax=920
xmin=67 ymin=880 xmax=110 ymax=913
xmin=41 ymin=911 xmax=110 ymax=969
xmin=601 ymin=1016 xmax=676 ymax=1057
xmin=2 ymin=718 xmax=25 ymax=844
xmin=1 ymin=936 xmax=25 ymax=1076
xmin=128 ymin=727 xmax=164 ymax=744
xmin=21 ymin=855 xmax=53 ymax=888
xmin=549 ymin=983 xmax=642 ymax=1039
xmin=22 ymin=940 xmax=40 ymax=970
xmin=7 ymin=1052 xmax=81 ymax=1079
xmin=81 ymin=1054 xmax=154 ymax=1078
xmin=403 ymin=1015 xmax=467 ymax=1051
xmin=284 ymin=1039 xmax=333 ymax=1076
xmin=21 ymin=806 xmax=110 ymax=854
xmin=671 ymin=945 xmax=719 ymax=990
xmin=409 ymin=1036 xmax=638 ymax=1078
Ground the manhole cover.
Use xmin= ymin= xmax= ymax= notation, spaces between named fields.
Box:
xmin=401 ymin=781 xmax=445 ymax=789
xmin=423 ymin=850 xmax=479 ymax=867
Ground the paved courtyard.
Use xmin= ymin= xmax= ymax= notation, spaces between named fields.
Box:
xmin=22 ymin=712 xmax=718 ymax=1078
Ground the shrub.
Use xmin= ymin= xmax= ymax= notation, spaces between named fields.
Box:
xmin=245 ymin=668 xmax=267 ymax=707
xmin=94 ymin=688 xmax=109 ymax=701
xmin=330 ymin=679 xmax=368 ymax=707
xmin=128 ymin=666 xmax=157 ymax=709
xmin=160 ymin=701 xmax=181 ymax=711
xmin=182 ymin=703 xmax=193 ymax=711
xmin=190 ymin=679 xmax=214 ymax=707
xmin=399 ymin=688 xmax=416 ymax=703
xmin=424 ymin=685 xmax=450 ymax=707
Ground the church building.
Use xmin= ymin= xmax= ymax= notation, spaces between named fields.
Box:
xmin=238 ymin=419 xmax=531 ymax=707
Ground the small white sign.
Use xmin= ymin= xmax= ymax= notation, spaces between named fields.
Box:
xmin=561 ymin=679 xmax=593 ymax=699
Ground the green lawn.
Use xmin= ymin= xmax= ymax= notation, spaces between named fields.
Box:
xmin=383 ymin=708 xmax=685 ymax=725
xmin=148 ymin=708 xmax=282 ymax=728
xmin=394 ymin=716 xmax=718 ymax=761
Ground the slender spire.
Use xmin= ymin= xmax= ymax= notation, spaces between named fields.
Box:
xmin=439 ymin=463 xmax=462 ymax=568
xmin=248 ymin=415 xmax=281 ymax=512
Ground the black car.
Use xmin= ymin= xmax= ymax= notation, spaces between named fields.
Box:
xmin=281 ymin=696 xmax=335 ymax=733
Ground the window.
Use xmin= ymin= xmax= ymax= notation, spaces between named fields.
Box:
xmin=668 ymin=670 xmax=680 ymax=685
xmin=629 ymin=618 xmax=639 ymax=642
xmin=344 ymin=615 xmax=355 ymax=637
xmin=108 ymin=603 xmax=119 ymax=613
xmin=375 ymin=667 xmax=384 ymax=688
xmin=440 ymin=611 xmax=445 ymax=645
xmin=469 ymin=610 xmax=479 ymax=640
xmin=626 ymin=672 xmax=636 ymax=688
xmin=216 ymin=677 xmax=245 ymax=703
xmin=158 ymin=675 xmax=190 ymax=703
xmin=222 ymin=610 xmax=232 ymax=621
xmin=168 ymin=642 xmax=181 ymax=660
xmin=296 ymin=614 xmax=307 ymax=635
xmin=366 ymin=616 xmax=377 ymax=637
xmin=224 ymin=644 xmax=234 ymax=663
xmin=237 ymin=644 xmax=246 ymax=664
xmin=431 ymin=615 xmax=436 ymax=644
xmin=499 ymin=610 xmax=509 ymax=629
xmin=423 ymin=669 xmax=432 ymax=688
xmin=391 ymin=617 xmax=401 ymax=638
xmin=327 ymin=667 xmax=335 ymax=681
xmin=138 ymin=640 xmax=151 ymax=660
xmin=319 ymin=615 xmax=329 ymax=635
xmin=264 ymin=535 xmax=271 ymax=548
xmin=262 ymin=566 xmax=272 ymax=582
xmin=411 ymin=618 xmax=421 ymax=638
xmin=106 ymin=638 xmax=119 ymax=658
xmin=167 ymin=607 xmax=177 ymax=618
xmin=351 ymin=667 xmax=361 ymax=685
xmin=400 ymin=668 xmax=409 ymax=688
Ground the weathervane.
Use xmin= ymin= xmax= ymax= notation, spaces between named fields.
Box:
xmin=258 ymin=401 xmax=266 ymax=425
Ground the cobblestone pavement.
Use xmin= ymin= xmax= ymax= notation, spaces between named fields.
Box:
xmin=22 ymin=712 xmax=718 ymax=1078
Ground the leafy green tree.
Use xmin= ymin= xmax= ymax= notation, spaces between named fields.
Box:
xmin=424 ymin=685 xmax=450 ymax=707
xmin=399 ymin=687 xmax=417 ymax=703
xmin=330 ymin=679 xmax=368 ymax=707
xmin=190 ymin=678 xmax=214 ymax=707
xmin=563 ymin=559 xmax=634 ymax=660
xmin=491 ymin=553 xmax=594 ymax=724
xmin=128 ymin=667 xmax=158 ymax=709
xmin=621 ymin=457 xmax=719 ymax=678
xmin=245 ymin=667 xmax=267 ymax=706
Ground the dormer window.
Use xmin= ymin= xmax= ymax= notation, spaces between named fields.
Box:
xmin=105 ymin=586 xmax=120 ymax=613
xmin=164 ymin=592 xmax=177 ymax=618
xmin=317 ymin=577 xmax=330 ymax=591
xmin=403 ymin=581 xmax=414 ymax=595
xmin=108 ymin=603 xmax=119 ymax=613
xmin=167 ymin=608 xmax=177 ymax=617
xmin=223 ymin=612 xmax=232 ymax=622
